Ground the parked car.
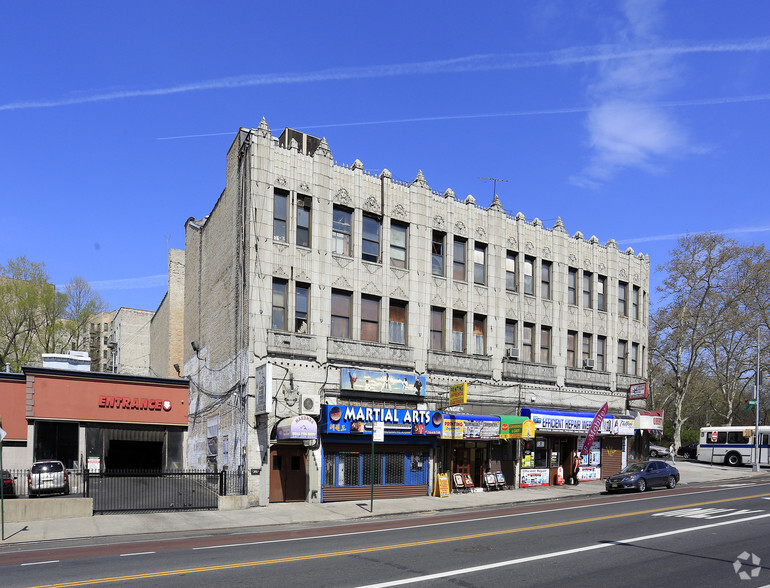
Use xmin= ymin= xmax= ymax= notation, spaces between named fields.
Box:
xmin=677 ymin=442 xmax=698 ymax=459
xmin=28 ymin=460 xmax=69 ymax=497
xmin=2 ymin=470 xmax=16 ymax=497
xmin=649 ymin=444 xmax=670 ymax=458
xmin=605 ymin=461 xmax=680 ymax=493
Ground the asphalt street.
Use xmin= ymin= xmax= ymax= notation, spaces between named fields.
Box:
xmin=2 ymin=478 xmax=769 ymax=587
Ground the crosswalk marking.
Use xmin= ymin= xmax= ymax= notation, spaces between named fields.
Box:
xmin=653 ymin=507 xmax=763 ymax=519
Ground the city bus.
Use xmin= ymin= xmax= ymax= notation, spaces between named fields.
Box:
xmin=697 ymin=426 xmax=770 ymax=466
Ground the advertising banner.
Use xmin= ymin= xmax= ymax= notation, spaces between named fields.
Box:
xmin=520 ymin=468 xmax=550 ymax=487
xmin=449 ymin=383 xmax=467 ymax=406
xmin=255 ymin=363 xmax=273 ymax=416
xmin=628 ymin=382 xmax=648 ymax=400
xmin=341 ymin=368 xmax=425 ymax=397
xmin=321 ymin=405 xmax=442 ymax=436
xmin=580 ymin=403 xmax=609 ymax=457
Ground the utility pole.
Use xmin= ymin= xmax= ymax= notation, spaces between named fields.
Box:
xmin=478 ymin=177 xmax=508 ymax=199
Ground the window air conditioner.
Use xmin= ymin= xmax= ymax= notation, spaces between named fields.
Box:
xmin=583 ymin=359 xmax=596 ymax=369
xmin=300 ymin=394 xmax=321 ymax=416
xmin=506 ymin=348 xmax=520 ymax=360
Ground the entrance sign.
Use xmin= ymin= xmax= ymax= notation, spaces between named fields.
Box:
xmin=580 ymin=403 xmax=609 ymax=457
xmin=276 ymin=415 xmax=318 ymax=440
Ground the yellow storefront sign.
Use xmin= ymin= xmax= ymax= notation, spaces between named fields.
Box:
xmin=441 ymin=419 xmax=465 ymax=440
xmin=449 ymin=383 xmax=467 ymax=407
xmin=497 ymin=416 xmax=536 ymax=440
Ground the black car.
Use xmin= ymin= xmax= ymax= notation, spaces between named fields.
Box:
xmin=2 ymin=470 xmax=16 ymax=497
xmin=605 ymin=461 xmax=680 ymax=493
xmin=677 ymin=442 xmax=698 ymax=459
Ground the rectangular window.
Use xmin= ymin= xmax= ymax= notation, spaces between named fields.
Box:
xmin=295 ymin=283 xmax=309 ymax=333
xmin=617 ymin=339 xmax=628 ymax=373
xmin=568 ymin=268 xmax=577 ymax=305
xmin=362 ymin=215 xmax=381 ymax=263
xmin=453 ymin=238 xmax=466 ymax=281
xmin=540 ymin=326 xmax=551 ymax=364
xmin=473 ymin=314 xmax=486 ymax=355
xmin=330 ymin=290 xmax=351 ymax=339
xmin=390 ymin=222 xmax=408 ymax=269
xmin=583 ymin=272 xmax=593 ymax=308
xmin=630 ymin=342 xmax=639 ymax=376
xmin=632 ymin=286 xmax=640 ymax=320
xmin=431 ymin=231 xmax=445 ymax=276
xmin=332 ymin=206 xmax=352 ymax=256
xmin=567 ymin=331 xmax=577 ymax=367
xmin=389 ymin=300 xmax=407 ymax=345
xmin=505 ymin=320 xmax=517 ymax=349
xmin=582 ymin=333 xmax=592 ymax=363
xmin=296 ymin=194 xmax=311 ymax=247
xmin=361 ymin=295 xmax=380 ymax=342
xmin=505 ymin=251 xmax=517 ymax=291
xmin=473 ymin=243 xmax=486 ymax=285
xmin=522 ymin=323 xmax=534 ymax=362
xmin=430 ymin=308 xmax=444 ymax=351
xmin=452 ymin=311 xmax=465 ymax=353
xmin=597 ymin=275 xmax=606 ymax=311
xmin=618 ymin=281 xmax=628 ymax=316
xmin=597 ymin=336 xmax=606 ymax=371
xmin=273 ymin=188 xmax=288 ymax=242
xmin=272 ymin=279 xmax=287 ymax=330
xmin=524 ymin=257 xmax=535 ymax=295
xmin=541 ymin=261 xmax=551 ymax=300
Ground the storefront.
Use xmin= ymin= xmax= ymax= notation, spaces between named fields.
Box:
xmin=270 ymin=415 xmax=318 ymax=502
xmin=520 ymin=408 xmax=635 ymax=487
xmin=320 ymin=404 xmax=442 ymax=502
xmin=2 ymin=367 xmax=189 ymax=471
xmin=440 ymin=414 xmax=500 ymax=490
xmin=630 ymin=409 xmax=665 ymax=461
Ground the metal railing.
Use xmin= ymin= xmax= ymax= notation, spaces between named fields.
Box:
xmin=1 ymin=468 xmax=246 ymax=514
xmin=1 ymin=468 xmax=86 ymax=498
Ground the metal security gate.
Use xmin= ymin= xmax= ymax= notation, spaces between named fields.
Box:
xmin=86 ymin=470 xmax=244 ymax=514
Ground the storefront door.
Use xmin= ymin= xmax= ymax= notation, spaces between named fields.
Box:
xmin=270 ymin=446 xmax=306 ymax=502
xmin=454 ymin=447 xmax=471 ymax=476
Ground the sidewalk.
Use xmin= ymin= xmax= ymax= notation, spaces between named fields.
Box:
xmin=1 ymin=460 xmax=765 ymax=545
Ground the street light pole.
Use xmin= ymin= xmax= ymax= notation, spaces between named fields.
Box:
xmin=754 ymin=327 xmax=761 ymax=472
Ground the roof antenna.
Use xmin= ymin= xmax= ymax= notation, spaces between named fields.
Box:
xmin=478 ymin=177 xmax=508 ymax=200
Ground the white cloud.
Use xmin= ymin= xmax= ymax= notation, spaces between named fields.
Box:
xmin=572 ymin=0 xmax=695 ymax=187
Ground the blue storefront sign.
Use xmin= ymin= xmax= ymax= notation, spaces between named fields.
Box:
xmin=521 ymin=408 xmax=618 ymax=434
xmin=321 ymin=404 xmax=443 ymax=436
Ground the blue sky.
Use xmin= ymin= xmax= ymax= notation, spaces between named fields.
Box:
xmin=2 ymin=1 xmax=769 ymax=312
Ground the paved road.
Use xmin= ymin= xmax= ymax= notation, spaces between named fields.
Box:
xmin=2 ymin=479 xmax=769 ymax=587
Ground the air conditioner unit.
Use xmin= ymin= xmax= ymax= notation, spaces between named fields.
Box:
xmin=506 ymin=348 xmax=520 ymax=360
xmin=300 ymin=394 xmax=321 ymax=416
xmin=583 ymin=359 xmax=595 ymax=369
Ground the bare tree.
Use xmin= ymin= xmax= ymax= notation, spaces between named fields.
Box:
xmin=651 ymin=233 xmax=741 ymax=447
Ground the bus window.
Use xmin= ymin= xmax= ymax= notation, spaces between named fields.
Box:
xmin=727 ymin=432 xmax=750 ymax=444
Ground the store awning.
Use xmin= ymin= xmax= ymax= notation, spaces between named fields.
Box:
xmin=276 ymin=415 xmax=317 ymax=440
xmin=630 ymin=410 xmax=664 ymax=431
xmin=495 ymin=415 xmax=535 ymax=440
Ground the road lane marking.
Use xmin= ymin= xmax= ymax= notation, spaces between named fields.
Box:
xmin=359 ymin=513 xmax=770 ymax=587
xmin=21 ymin=560 xmax=60 ymax=566
xmin=26 ymin=492 xmax=770 ymax=587
xmin=193 ymin=483 xmax=770 ymax=551
xmin=119 ymin=552 xmax=155 ymax=557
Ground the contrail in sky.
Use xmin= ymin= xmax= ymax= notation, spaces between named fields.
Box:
xmin=155 ymin=93 xmax=770 ymax=140
xmin=619 ymin=226 xmax=770 ymax=245
xmin=2 ymin=37 xmax=769 ymax=112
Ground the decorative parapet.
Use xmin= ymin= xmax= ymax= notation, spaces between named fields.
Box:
xmin=266 ymin=330 xmax=317 ymax=359
xmin=327 ymin=338 xmax=414 ymax=369
xmin=427 ymin=350 xmax=492 ymax=377
xmin=564 ymin=367 xmax=612 ymax=390
xmin=501 ymin=360 xmax=557 ymax=383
